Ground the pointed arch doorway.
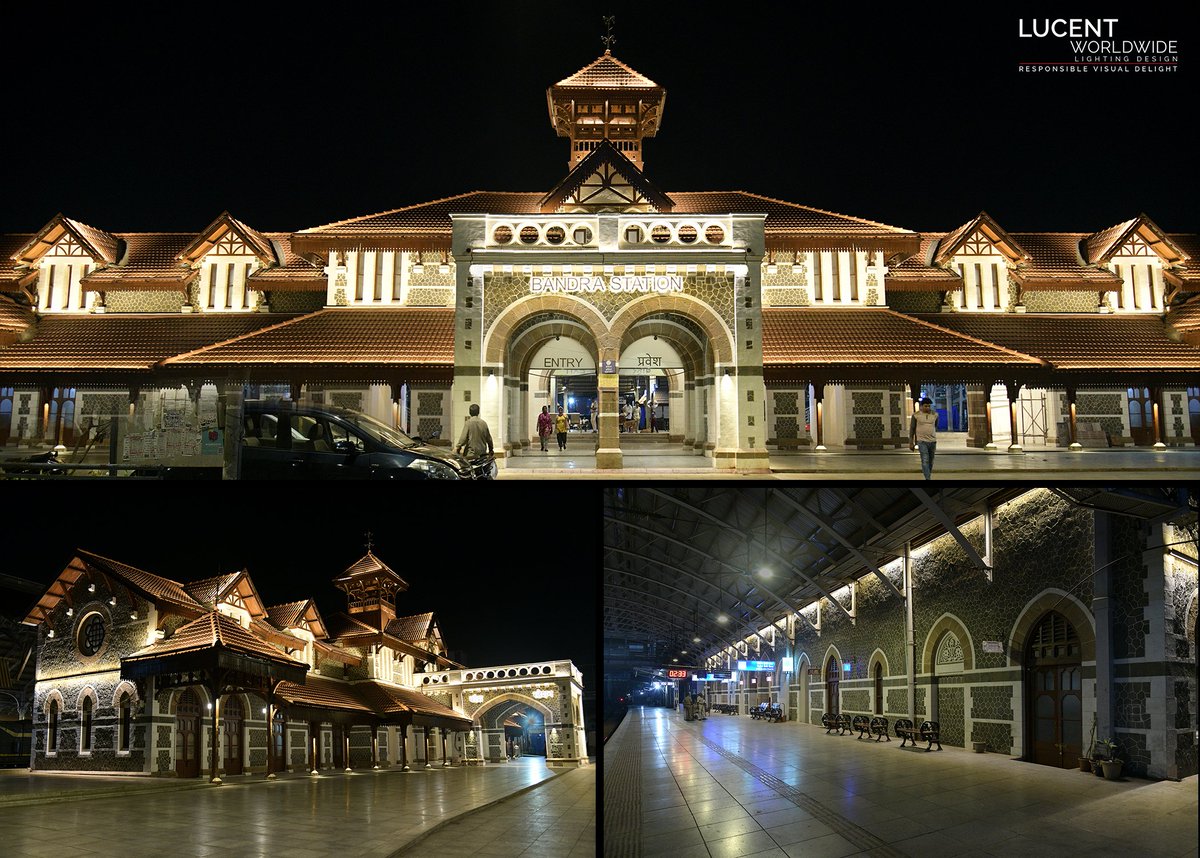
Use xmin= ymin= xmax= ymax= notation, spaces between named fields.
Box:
xmin=1026 ymin=611 xmax=1083 ymax=768
xmin=176 ymin=688 xmax=202 ymax=779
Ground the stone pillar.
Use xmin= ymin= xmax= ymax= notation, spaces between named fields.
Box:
xmin=1151 ymin=386 xmax=1167 ymax=449
xmin=965 ymin=383 xmax=992 ymax=448
xmin=309 ymin=722 xmax=319 ymax=775
xmin=724 ymin=251 xmax=769 ymax=472
xmin=596 ymin=350 xmax=622 ymax=469
xmin=1005 ymin=381 xmax=1023 ymax=452
xmin=1093 ymin=511 xmax=1114 ymax=753
xmin=812 ymin=383 xmax=826 ymax=450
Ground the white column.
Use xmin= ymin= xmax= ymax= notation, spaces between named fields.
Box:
xmin=381 ymin=252 xmax=397 ymax=303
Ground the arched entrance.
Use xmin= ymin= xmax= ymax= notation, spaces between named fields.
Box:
xmin=1026 ymin=611 xmax=1083 ymax=769
xmin=472 ymin=693 xmax=556 ymax=763
xmin=176 ymin=688 xmax=201 ymax=779
xmin=223 ymin=696 xmax=244 ymax=775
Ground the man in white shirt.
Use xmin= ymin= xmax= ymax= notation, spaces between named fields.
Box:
xmin=909 ymin=397 xmax=938 ymax=480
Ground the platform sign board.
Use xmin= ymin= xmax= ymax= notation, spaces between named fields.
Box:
xmin=693 ymin=671 xmax=731 ymax=681
xmin=736 ymin=660 xmax=775 ymax=671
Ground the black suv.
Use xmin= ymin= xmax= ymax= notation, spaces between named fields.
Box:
xmin=240 ymin=400 xmax=493 ymax=480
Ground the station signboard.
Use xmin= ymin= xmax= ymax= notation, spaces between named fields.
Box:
xmin=736 ymin=660 xmax=776 ymax=671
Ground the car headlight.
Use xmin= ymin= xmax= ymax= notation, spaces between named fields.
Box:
xmin=406 ymin=459 xmax=461 ymax=480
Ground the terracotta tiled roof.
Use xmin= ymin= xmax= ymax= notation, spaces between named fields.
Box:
xmin=297 ymin=192 xmax=543 ymax=238
xmin=80 ymin=234 xmax=196 ymax=291
xmin=1 ymin=235 xmax=35 ymax=291
xmin=885 ymin=235 xmax=962 ymax=292
xmin=0 ymin=295 xmax=34 ymax=344
xmin=183 ymin=572 xmax=245 ymax=609
xmin=552 ymin=51 xmax=661 ymax=89
xmin=0 ymin=313 xmax=295 ymax=373
xmin=124 ymin=610 xmax=308 ymax=668
xmin=324 ymin=612 xmax=380 ymax=640
xmin=1011 ymin=234 xmax=1123 ymax=291
xmin=1165 ymin=234 xmax=1200 ymax=291
xmin=670 ymin=192 xmax=918 ymax=245
xmin=276 ymin=673 xmax=373 ymax=713
xmin=249 ymin=616 xmax=306 ymax=650
xmin=246 ymin=234 xmax=324 ymax=291
xmin=313 ymin=638 xmax=361 ymax=666
xmin=76 ymin=550 xmax=204 ymax=613
xmin=267 ymin=600 xmax=309 ymax=629
xmin=913 ymin=313 xmax=1200 ymax=371
xmin=227 ymin=216 xmax=277 ymax=263
xmin=162 ymin=308 xmax=453 ymax=367
xmin=338 ymin=551 xmax=408 ymax=587
xmin=1167 ymin=302 xmax=1200 ymax=347
xmin=761 ymin=308 xmax=1043 ymax=368
xmin=1085 ymin=218 xmax=1139 ymax=263
xmin=67 ymin=219 xmax=122 ymax=264
xmin=353 ymin=680 xmax=471 ymax=727
xmin=386 ymin=612 xmax=434 ymax=642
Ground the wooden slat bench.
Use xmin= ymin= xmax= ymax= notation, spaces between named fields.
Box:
xmin=895 ymin=719 xmax=942 ymax=751
xmin=852 ymin=715 xmax=872 ymax=738
xmin=821 ymin=712 xmax=852 ymax=735
xmin=869 ymin=716 xmax=890 ymax=742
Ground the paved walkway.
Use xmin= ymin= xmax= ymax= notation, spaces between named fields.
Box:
xmin=0 ymin=758 xmax=574 ymax=857
xmin=605 ymin=706 xmax=1197 ymax=858
xmin=500 ymin=436 xmax=1200 ymax=479
xmin=396 ymin=764 xmax=595 ymax=856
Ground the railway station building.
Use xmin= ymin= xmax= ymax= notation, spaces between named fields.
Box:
xmin=1 ymin=51 xmax=1199 ymax=472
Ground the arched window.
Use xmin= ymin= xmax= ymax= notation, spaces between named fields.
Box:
xmin=118 ymin=693 xmax=132 ymax=752
xmin=874 ymin=663 xmax=884 ymax=715
xmin=48 ymin=700 xmax=59 ymax=752
xmin=81 ymin=697 xmax=93 ymax=752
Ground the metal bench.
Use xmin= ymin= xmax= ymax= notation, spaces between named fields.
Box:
xmin=852 ymin=715 xmax=872 ymax=738
xmin=764 ymin=703 xmax=785 ymax=723
xmin=750 ymin=702 xmax=770 ymax=720
xmin=896 ymin=719 xmax=942 ymax=751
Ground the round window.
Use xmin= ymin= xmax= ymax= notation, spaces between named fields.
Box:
xmin=545 ymin=226 xmax=565 ymax=245
xmin=493 ymin=225 xmax=513 ymax=244
xmin=78 ymin=613 xmax=107 ymax=657
xmin=572 ymin=226 xmax=593 ymax=245
xmin=519 ymin=226 xmax=539 ymax=245
xmin=678 ymin=225 xmax=698 ymax=244
xmin=650 ymin=225 xmax=672 ymax=244
xmin=705 ymin=225 xmax=725 ymax=244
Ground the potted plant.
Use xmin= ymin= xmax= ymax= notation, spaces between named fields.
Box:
xmin=1080 ymin=716 xmax=1096 ymax=771
xmin=1097 ymin=738 xmax=1124 ymax=780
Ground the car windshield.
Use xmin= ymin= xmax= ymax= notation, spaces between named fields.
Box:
xmin=341 ymin=411 xmax=420 ymax=449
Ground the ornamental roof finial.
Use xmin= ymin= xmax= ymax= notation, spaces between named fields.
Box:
xmin=601 ymin=15 xmax=616 ymax=53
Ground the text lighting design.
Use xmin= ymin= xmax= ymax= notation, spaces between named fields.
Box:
xmin=736 ymin=660 xmax=775 ymax=671
xmin=532 ymin=688 xmax=555 ymax=699
xmin=468 ymin=693 xmax=484 ymax=703
xmin=529 ymin=274 xmax=684 ymax=294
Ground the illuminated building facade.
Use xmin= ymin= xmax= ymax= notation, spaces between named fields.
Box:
xmin=22 ymin=550 xmax=588 ymax=778
xmin=1 ymin=50 xmax=1198 ymax=470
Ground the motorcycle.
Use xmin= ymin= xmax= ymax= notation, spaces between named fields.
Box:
xmin=1 ymin=449 xmax=65 ymax=477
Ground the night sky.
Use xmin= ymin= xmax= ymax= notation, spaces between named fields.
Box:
xmin=0 ymin=487 xmax=597 ymax=683
xmin=1 ymin=5 xmax=1192 ymax=236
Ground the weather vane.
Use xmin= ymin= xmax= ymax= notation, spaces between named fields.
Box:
xmin=364 ymin=530 xmax=374 ymax=552
xmin=602 ymin=16 xmax=616 ymax=52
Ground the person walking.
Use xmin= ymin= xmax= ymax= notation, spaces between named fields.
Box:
xmin=536 ymin=405 xmax=553 ymax=452
xmin=554 ymin=406 xmax=569 ymax=451
xmin=456 ymin=403 xmax=494 ymax=460
xmin=909 ymin=397 xmax=938 ymax=480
